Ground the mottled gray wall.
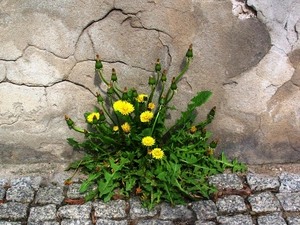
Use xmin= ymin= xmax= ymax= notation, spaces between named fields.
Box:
xmin=0 ymin=0 xmax=299 ymax=165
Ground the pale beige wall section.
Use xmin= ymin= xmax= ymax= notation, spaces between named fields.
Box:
xmin=0 ymin=0 xmax=299 ymax=165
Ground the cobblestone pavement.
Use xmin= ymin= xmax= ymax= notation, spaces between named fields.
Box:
xmin=0 ymin=171 xmax=300 ymax=225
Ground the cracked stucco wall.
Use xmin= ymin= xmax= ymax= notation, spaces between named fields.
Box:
xmin=0 ymin=0 xmax=299 ymax=165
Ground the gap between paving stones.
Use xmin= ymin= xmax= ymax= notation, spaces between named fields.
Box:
xmin=0 ymin=171 xmax=300 ymax=225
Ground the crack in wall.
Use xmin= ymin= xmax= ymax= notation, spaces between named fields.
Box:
xmin=74 ymin=7 xmax=121 ymax=51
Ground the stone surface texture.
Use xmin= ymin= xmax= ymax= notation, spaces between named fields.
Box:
xmin=0 ymin=172 xmax=299 ymax=224
xmin=0 ymin=0 xmax=300 ymax=165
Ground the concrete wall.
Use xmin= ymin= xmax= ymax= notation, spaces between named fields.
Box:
xmin=0 ymin=0 xmax=299 ymax=165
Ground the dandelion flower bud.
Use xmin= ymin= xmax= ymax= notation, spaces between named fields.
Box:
xmin=65 ymin=115 xmax=74 ymax=128
xmin=99 ymin=110 xmax=106 ymax=121
xmin=122 ymin=87 xmax=129 ymax=100
xmin=159 ymin=95 xmax=166 ymax=105
xmin=132 ymin=88 xmax=138 ymax=98
xmin=155 ymin=59 xmax=161 ymax=72
xmin=186 ymin=44 xmax=193 ymax=59
xmin=190 ymin=126 xmax=197 ymax=133
xmin=96 ymin=92 xmax=104 ymax=103
xmin=161 ymin=70 xmax=167 ymax=82
xmin=148 ymin=75 xmax=155 ymax=86
xmin=107 ymin=84 xmax=114 ymax=95
xmin=111 ymin=68 xmax=117 ymax=82
xmin=171 ymin=77 xmax=177 ymax=91
xmin=95 ymin=54 xmax=103 ymax=70
xmin=210 ymin=139 xmax=219 ymax=149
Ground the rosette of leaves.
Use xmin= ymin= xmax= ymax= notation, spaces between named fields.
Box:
xmin=65 ymin=45 xmax=247 ymax=209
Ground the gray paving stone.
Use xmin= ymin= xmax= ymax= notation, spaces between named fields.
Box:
xmin=6 ymin=182 xmax=35 ymax=203
xmin=61 ymin=219 xmax=92 ymax=225
xmin=217 ymin=214 xmax=254 ymax=225
xmin=248 ymin=191 xmax=281 ymax=213
xmin=135 ymin=220 xmax=172 ymax=225
xmin=159 ymin=202 xmax=194 ymax=220
xmin=276 ymin=192 xmax=300 ymax=211
xmin=96 ymin=219 xmax=128 ymax=225
xmin=11 ymin=176 xmax=42 ymax=190
xmin=279 ymin=173 xmax=300 ymax=193
xmin=50 ymin=172 xmax=75 ymax=186
xmin=57 ymin=203 xmax=92 ymax=219
xmin=0 ymin=222 xmax=22 ymax=225
xmin=0 ymin=202 xmax=29 ymax=220
xmin=93 ymin=199 xmax=127 ymax=219
xmin=216 ymin=195 xmax=247 ymax=214
xmin=194 ymin=221 xmax=216 ymax=225
xmin=129 ymin=198 xmax=158 ymax=219
xmin=208 ymin=174 xmax=243 ymax=190
xmin=28 ymin=222 xmax=60 ymax=225
xmin=67 ymin=183 xmax=86 ymax=199
xmin=28 ymin=204 xmax=57 ymax=222
xmin=0 ymin=179 xmax=8 ymax=187
xmin=246 ymin=173 xmax=280 ymax=191
xmin=286 ymin=216 xmax=300 ymax=225
xmin=0 ymin=188 xmax=5 ymax=200
xmin=35 ymin=185 xmax=64 ymax=205
xmin=257 ymin=212 xmax=287 ymax=225
xmin=191 ymin=200 xmax=217 ymax=221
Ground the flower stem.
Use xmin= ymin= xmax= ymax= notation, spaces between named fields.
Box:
xmin=72 ymin=126 xmax=85 ymax=133
xmin=165 ymin=58 xmax=191 ymax=104
xmin=151 ymin=105 xmax=163 ymax=136
xmin=175 ymin=58 xmax=191 ymax=83
xmin=97 ymin=69 xmax=109 ymax=85
xmin=101 ymin=102 xmax=116 ymax=125
xmin=148 ymin=85 xmax=156 ymax=105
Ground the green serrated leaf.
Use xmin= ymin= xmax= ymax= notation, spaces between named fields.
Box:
xmin=188 ymin=91 xmax=212 ymax=111
xmin=79 ymin=173 xmax=100 ymax=193
xmin=156 ymin=172 xmax=168 ymax=181
xmin=67 ymin=138 xmax=80 ymax=148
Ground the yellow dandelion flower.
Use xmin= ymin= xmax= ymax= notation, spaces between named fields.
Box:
xmin=140 ymin=111 xmax=154 ymax=123
xmin=113 ymin=100 xmax=123 ymax=111
xmin=190 ymin=126 xmax=197 ymax=133
xmin=142 ymin=136 xmax=155 ymax=147
xmin=151 ymin=148 xmax=164 ymax=159
xmin=113 ymin=126 xmax=119 ymax=132
xmin=148 ymin=102 xmax=155 ymax=110
xmin=121 ymin=122 xmax=131 ymax=133
xmin=87 ymin=112 xmax=100 ymax=123
xmin=113 ymin=100 xmax=134 ymax=115
xmin=136 ymin=94 xmax=148 ymax=103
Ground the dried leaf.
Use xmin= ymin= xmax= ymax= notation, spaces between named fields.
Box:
xmin=64 ymin=179 xmax=73 ymax=185
xmin=64 ymin=198 xmax=85 ymax=205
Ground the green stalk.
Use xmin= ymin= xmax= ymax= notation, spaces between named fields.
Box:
xmin=165 ymin=58 xmax=191 ymax=104
xmin=148 ymin=85 xmax=156 ymax=105
xmin=150 ymin=105 xmax=163 ymax=136
xmin=112 ymin=83 xmax=122 ymax=99
xmin=158 ymin=82 xmax=165 ymax=104
xmin=72 ymin=126 xmax=85 ymax=133
xmin=101 ymin=102 xmax=116 ymax=125
xmin=165 ymin=90 xmax=175 ymax=105
xmin=113 ymin=82 xmax=123 ymax=95
xmin=156 ymin=71 xmax=161 ymax=86
xmin=175 ymin=58 xmax=191 ymax=83
xmin=97 ymin=69 xmax=109 ymax=85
